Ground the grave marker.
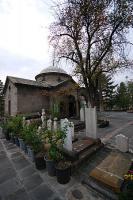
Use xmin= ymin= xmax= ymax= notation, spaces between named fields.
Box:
xmin=115 ymin=134 xmax=129 ymax=152
xmin=62 ymin=118 xmax=72 ymax=151
xmin=85 ymin=107 xmax=97 ymax=139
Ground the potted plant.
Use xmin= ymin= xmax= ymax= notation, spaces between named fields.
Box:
xmin=23 ymin=123 xmax=46 ymax=170
xmin=54 ymin=129 xmax=71 ymax=184
xmin=55 ymin=159 xmax=71 ymax=184
xmin=42 ymin=128 xmax=71 ymax=181
xmin=42 ymin=129 xmax=65 ymax=176
xmin=10 ymin=116 xmax=23 ymax=147
xmin=42 ymin=130 xmax=57 ymax=176
xmin=2 ymin=118 xmax=13 ymax=141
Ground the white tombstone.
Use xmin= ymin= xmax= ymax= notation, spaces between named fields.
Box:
xmin=41 ymin=115 xmax=46 ymax=129
xmin=85 ymin=107 xmax=97 ymax=139
xmin=115 ymin=134 xmax=129 ymax=152
xmin=41 ymin=109 xmax=46 ymax=128
xmin=53 ymin=117 xmax=58 ymax=131
xmin=37 ymin=126 xmax=42 ymax=135
xmin=42 ymin=108 xmax=45 ymax=113
xmin=62 ymin=118 xmax=72 ymax=151
xmin=69 ymin=122 xmax=74 ymax=138
xmin=0 ymin=127 xmax=3 ymax=139
xmin=27 ymin=120 xmax=31 ymax=126
xmin=80 ymin=108 xmax=85 ymax=121
xmin=47 ymin=119 xmax=52 ymax=131
xmin=22 ymin=117 xmax=26 ymax=127
xmin=60 ymin=119 xmax=65 ymax=130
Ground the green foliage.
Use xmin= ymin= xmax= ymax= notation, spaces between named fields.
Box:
xmin=3 ymin=116 xmax=23 ymax=136
xmin=127 ymin=82 xmax=133 ymax=108
xmin=116 ymin=82 xmax=130 ymax=110
xmin=50 ymin=0 xmax=133 ymax=106
xmin=41 ymin=128 xmax=66 ymax=161
xmin=50 ymin=103 xmax=60 ymax=119
xmin=22 ymin=124 xmax=42 ymax=153
xmin=98 ymin=73 xmax=117 ymax=110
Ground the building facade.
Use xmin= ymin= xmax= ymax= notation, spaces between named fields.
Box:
xmin=3 ymin=67 xmax=87 ymax=118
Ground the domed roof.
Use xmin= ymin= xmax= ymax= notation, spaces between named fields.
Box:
xmin=39 ymin=66 xmax=67 ymax=75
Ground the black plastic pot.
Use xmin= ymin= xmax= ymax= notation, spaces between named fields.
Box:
xmin=44 ymin=157 xmax=56 ymax=176
xmin=4 ymin=130 xmax=10 ymax=141
xmin=56 ymin=165 xmax=71 ymax=184
xmin=14 ymin=137 xmax=20 ymax=147
xmin=27 ymin=146 xmax=35 ymax=162
xmin=10 ymin=134 xmax=15 ymax=144
xmin=35 ymin=153 xmax=46 ymax=170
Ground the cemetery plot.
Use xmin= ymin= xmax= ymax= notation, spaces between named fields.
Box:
xmin=63 ymin=138 xmax=104 ymax=170
xmin=89 ymin=151 xmax=132 ymax=192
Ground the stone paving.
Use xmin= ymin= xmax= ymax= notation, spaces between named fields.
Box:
xmin=0 ymin=139 xmax=107 ymax=200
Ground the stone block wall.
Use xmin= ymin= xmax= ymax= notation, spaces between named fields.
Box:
xmin=4 ymin=81 xmax=18 ymax=116
xmin=17 ymin=85 xmax=50 ymax=114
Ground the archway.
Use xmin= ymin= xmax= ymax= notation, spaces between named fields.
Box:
xmin=68 ymin=95 xmax=76 ymax=117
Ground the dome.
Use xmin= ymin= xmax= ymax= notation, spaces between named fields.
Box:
xmin=39 ymin=66 xmax=67 ymax=75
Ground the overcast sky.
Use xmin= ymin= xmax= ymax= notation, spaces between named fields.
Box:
xmin=0 ymin=0 xmax=133 ymax=85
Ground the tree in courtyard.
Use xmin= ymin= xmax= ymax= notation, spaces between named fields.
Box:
xmin=127 ymin=81 xmax=133 ymax=109
xmin=98 ymin=74 xmax=117 ymax=110
xmin=50 ymin=0 xmax=133 ymax=107
xmin=116 ymin=82 xmax=129 ymax=110
xmin=0 ymin=80 xmax=4 ymax=117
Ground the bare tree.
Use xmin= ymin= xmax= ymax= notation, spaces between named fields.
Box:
xmin=50 ymin=0 xmax=133 ymax=106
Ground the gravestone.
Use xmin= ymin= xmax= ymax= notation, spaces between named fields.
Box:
xmin=37 ymin=126 xmax=42 ymax=135
xmin=53 ymin=117 xmax=58 ymax=131
xmin=85 ymin=107 xmax=97 ymax=139
xmin=41 ymin=109 xmax=46 ymax=128
xmin=27 ymin=120 xmax=31 ymax=126
xmin=115 ymin=134 xmax=129 ymax=152
xmin=62 ymin=118 xmax=72 ymax=151
xmin=80 ymin=108 xmax=85 ymax=121
xmin=69 ymin=122 xmax=74 ymax=138
xmin=23 ymin=117 xmax=26 ymax=127
xmin=80 ymin=96 xmax=87 ymax=122
xmin=47 ymin=119 xmax=52 ymax=131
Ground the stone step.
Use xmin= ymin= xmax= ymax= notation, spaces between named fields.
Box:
xmin=72 ymin=143 xmax=104 ymax=170
xmin=82 ymin=177 xmax=118 ymax=200
xmin=63 ymin=138 xmax=102 ymax=162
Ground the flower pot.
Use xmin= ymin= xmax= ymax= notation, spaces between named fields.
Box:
xmin=44 ymin=156 xmax=56 ymax=176
xmin=4 ymin=131 xmax=10 ymax=141
xmin=56 ymin=165 xmax=71 ymax=184
xmin=18 ymin=138 xmax=27 ymax=153
xmin=35 ymin=152 xmax=46 ymax=170
xmin=14 ymin=137 xmax=20 ymax=147
xmin=27 ymin=146 xmax=35 ymax=162
xmin=10 ymin=134 xmax=15 ymax=144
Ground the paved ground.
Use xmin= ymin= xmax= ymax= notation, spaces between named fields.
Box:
xmin=0 ymin=139 xmax=107 ymax=200
xmin=0 ymin=112 xmax=133 ymax=200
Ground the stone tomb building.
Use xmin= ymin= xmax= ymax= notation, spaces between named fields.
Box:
xmin=3 ymin=67 xmax=86 ymax=118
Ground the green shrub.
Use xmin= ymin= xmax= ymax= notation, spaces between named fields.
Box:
xmin=2 ymin=116 xmax=23 ymax=137
xmin=22 ymin=124 xmax=42 ymax=153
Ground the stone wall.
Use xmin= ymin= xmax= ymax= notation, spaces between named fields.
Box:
xmin=17 ymin=85 xmax=50 ymax=114
xmin=4 ymin=81 xmax=18 ymax=116
xmin=36 ymin=73 xmax=70 ymax=86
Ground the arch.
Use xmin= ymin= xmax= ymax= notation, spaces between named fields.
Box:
xmin=68 ymin=95 xmax=76 ymax=117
